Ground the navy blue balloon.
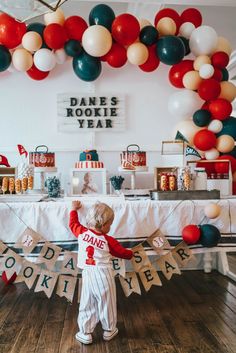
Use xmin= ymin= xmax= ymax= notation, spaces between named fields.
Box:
xmin=64 ymin=40 xmax=82 ymax=58
xmin=156 ymin=36 xmax=185 ymax=65
xmin=89 ymin=4 xmax=115 ymax=31
xmin=221 ymin=68 xmax=229 ymax=81
xmin=139 ymin=26 xmax=159 ymax=46
xmin=0 ymin=45 xmax=11 ymax=72
xmin=178 ymin=36 xmax=190 ymax=56
xmin=73 ymin=52 xmax=102 ymax=82
xmin=217 ymin=116 xmax=236 ymax=140
xmin=193 ymin=109 xmax=211 ymax=127
xmin=199 ymin=224 xmax=221 ymax=247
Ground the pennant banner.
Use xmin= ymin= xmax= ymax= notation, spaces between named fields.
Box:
xmin=34 ymin=269 xmax=59 ymax=298
xmin=37 ymin=242 xmax=62 ymax=270
xmin=56 ymin=275 xmax=77 ymax=303
xmin=156 ymin=252 xmax=181 ymax=280
xmin=185 ymin=144 xmax=202 ymax=159
xmin=14 ymin=228 xmax=42 ymax=255
xmin=61 ymin=252 xmax=78 ymax=276
xmin=15 ymin=260 xmax=40 ymax=289
xmin=2 ymin=249 xmax=23 ymax=278
xmin=131 ymin=244 xmax=152 ymax=272
xmin=175 ymin=131 xmax=189 ymax=143
xmin=119 ymin=272 xmax=141 ymax=297
xmin=172 ymin=241 xmax=194 ymax=267
xmin=138 ymin=265 xmax=162 ymax=291
xmin=112 ymin=257 xmax=126 ymax=278
xmin=147 ymin=230 xmax=170 ymax=253
xmin=17 ymin=144 xmax=28 ymax=158
xmin=0 ymin=241 xmax=8 ymax=255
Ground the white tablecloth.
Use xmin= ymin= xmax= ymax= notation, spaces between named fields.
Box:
xmin=0 ymin=198 xmax=236 ymax=257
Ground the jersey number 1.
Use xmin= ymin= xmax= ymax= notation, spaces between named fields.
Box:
xmin=85 ymin=245 xmax=96 ymax=265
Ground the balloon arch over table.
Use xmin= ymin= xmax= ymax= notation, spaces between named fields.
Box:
xmin=0 ymin=4 xmax=236 ymax=180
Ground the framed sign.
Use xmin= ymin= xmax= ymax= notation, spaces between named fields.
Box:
xmin=70 ymin=168 xmax=107 ymax=195
xmin=57 ymin=94 xmax=125 ymax=132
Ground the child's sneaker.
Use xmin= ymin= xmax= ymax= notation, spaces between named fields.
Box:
xmin=103 ymin=327 xmax=118 ymax=341
xmin=75 ymin=332 xmax=93 ymax=344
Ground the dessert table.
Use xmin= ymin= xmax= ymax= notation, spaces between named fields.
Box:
xmin=0 ymin=197 xmax=235 ymax=277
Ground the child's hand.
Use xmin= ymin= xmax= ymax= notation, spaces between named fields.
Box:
xmin=72 ymin=200 xmax=82 ymax=211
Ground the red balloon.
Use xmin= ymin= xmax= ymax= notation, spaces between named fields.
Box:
xmin=1 ymin=271 xmax=17 ymax=285
xmin=180 ymin=8 xmax=202 ymax=27
xmin=215 ymin=155 xmax=236 ymax=174
xmin=168 ymin=60 xmax=194 ymax=88
xmin=201 ymin=101 xmax=211 ymax=110
xmin=194 ymin=129 xmax=217 ymax=151
xmin=112 ymin=14 xmax=140 ymax=46
xmin=198 ymin=78 xmax=221 ymax=101
xmin=139 ymin=45 xmax=160 ymax=72
xmin=26 ymin=64 xmax=50 ymax=80
xmin=0 ymin=13 xmax=26 ymax=49
xmin=154 ymin=8 xmax=181 ymax=33
xmin=64 ymin=16 xmax=88 ymax=41
xmin=211 ymin=51 xmax=229 ymax=69
xmin=212 ymin=68 xmax=223 ymax=82
xmin=105 ymin=42 xmax=127 ymax=68
xmin=209 ymin=98 xmax=232 ymax=120
xmin=43 ymin=23 xmax=67 ymax=49
xmin=182 ymin=224 xmax=201 ymax=244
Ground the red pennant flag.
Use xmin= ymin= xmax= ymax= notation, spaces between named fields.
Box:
xmin=0 ymin=155 xmax=10 ymax=167
xmin=17 ymin=144 xmax=28 ymax=158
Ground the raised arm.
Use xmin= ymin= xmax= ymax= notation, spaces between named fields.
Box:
xmin=105 ymin=235 xmax=133 ymax=259
xmin=69 ymin=201 xmax=87 ymax=237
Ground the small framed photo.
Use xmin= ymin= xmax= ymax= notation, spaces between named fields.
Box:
xmin=70 ymin=168 xmax=107 ymax=195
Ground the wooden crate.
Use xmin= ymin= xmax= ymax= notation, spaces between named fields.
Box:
xmin=154 ymin=166 xmax=178 ymax=190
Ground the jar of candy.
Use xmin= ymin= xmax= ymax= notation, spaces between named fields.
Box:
xmin=177 ymin=167 xmax=191 ymax=190
xmin=194 ymin=167 xmax=207 ymax=190
xmin=45 ymin=176 xmax=61 ymax=197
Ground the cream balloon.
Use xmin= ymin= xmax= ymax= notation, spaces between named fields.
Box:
xmin=127 ymin=42 xmax=148 ymax=65
xmin=193 ymin=55 xmax=211 ymax=71
xmin=82 ymin=25 xmax=112 ymax=57
xmin=199 ymin=64 xmax=214 ymax=79
xmin=22 ymin=31 xmax=42 ymax=52
xmin=139 ymin=18 xmax=152 ymax=30
xmin=189 ymin=26 xmax=218 ymax=56
xmin=215 ymin=36 xmax=232 ymax=56
xmin=173 ymin=120 xmax=202 ymax=145
xmin=179 ymin=22 xmax=195 ymax=39
xmin=12 ymin=49 xmax=33 ymax=71
xmin=34 ymin=48 xmax=56 ymax=71
xmin=168 ymin=89 xmax=204 ymax=119
xmin=205 ymin=148 xmax=220 ymax=160
xmin=54 ymin=48 xmax=67 ymax=64
xmin=156 ymin=17 xmax=176 ymax=36
xmin=219 ymin=82 xmax=236 ymax=102
xmin=204 ymin=203 xmax=221 ymax=219
xmin=183 ymin=70 xmax=202 ymax=90
xmin=216 ymin=135 xmax=235 ymax=153
xmin=208 ymin=119 xmax=223 ymax=133
xmin=44 ymin=8 xmax=65 ymax=25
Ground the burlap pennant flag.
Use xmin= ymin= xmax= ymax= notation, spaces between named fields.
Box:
xmin=0 ymin=241 xmax=8 ymax=254
xmin=78 ymin=278 xmax=82 ymax=303
xmin=139 ymin=265 xmax=162 ymax=291
xmin=147 ymin=229 xmax=170 ymax=253
xmin=61 ymin=252 xmax=78 ymax=276
xmin=2 ymin=249 xmax=23 ymax=278
xmin=37 ymin=242 xmax=62 ymax=270
xmin=56 ymin=275 xmax=77 ymax=303
xmin=14 ymin=227 xmax=42 ymax=255
xmin=172 ymin=241 xmax=194 ymax=267
xmin=34 ymin=269 xmax=59 ymax=298
xmin=131 ymin=244 xmax=152 ymax=272
xmin=15 ymin=260 xmax=40 ymax=289
xmin=119 ymin=272 xmax=141 ymax=297
xmin=156 ymin=252 xmax=181 ymax=280
xmin=111 ymin=257 xmax=126 ymax=277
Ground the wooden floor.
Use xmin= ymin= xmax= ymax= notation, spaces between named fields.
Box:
xmin=0 ymin=271 xmax=236 ymax=353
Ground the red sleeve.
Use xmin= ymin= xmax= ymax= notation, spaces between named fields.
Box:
xmin=104 ymin=235 xmax=133 ymax=260
xmin=69 ymin=210 xmax=87 ymax=238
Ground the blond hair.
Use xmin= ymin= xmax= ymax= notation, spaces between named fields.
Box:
xmin=86 ymin=202 xmax=114 ymax=230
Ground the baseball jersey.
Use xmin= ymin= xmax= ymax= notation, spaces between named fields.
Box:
xmin=69 ymin=210 xmax=133 ymax=269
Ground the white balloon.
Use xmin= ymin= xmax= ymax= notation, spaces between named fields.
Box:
xmin=208 ymin=119 xmax=223 ymax=133
xmin=205 ymin=148 xmax=220 ymax=160
xmin=34 ymin=49 xmax=56 ymax=72
xmin=54 ymin=48 xmax=67 ymax=64
xmin=199 ymin=64 xmax=214 ymax=79
xmin=189 ymin=25 xmax=218 ymax=56
xmin=179 ymin=22 xmax=195 ymax=39
xmin=168 ymin=89 xmax=203 ymax=119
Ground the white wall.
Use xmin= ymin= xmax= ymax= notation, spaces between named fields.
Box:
xmin=0 ymin=2 xmax=236 ymax=188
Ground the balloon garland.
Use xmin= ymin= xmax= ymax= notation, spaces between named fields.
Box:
xmin=0 ymin=5 xmax=236 ymax=185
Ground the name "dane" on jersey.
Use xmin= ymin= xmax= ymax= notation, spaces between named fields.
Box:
xmin=83 ymin=233 xmax=106 ymax=249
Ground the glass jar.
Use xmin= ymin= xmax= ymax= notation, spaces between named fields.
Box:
xmin=194 ymin=167 xmax=207 ymax=190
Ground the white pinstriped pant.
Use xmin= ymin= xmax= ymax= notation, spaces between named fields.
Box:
xmin=78 ymin=266 xmax=117 ymax=334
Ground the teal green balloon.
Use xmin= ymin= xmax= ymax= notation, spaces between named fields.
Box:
xmin=64 ymin=40 xmax=82 ymax=57
xmin=217 ymin=116 xmax=236 ymax=140
xmin=178 ymin=36 xmax=190 ymax=56
xmin=0 ymin=45 xmax=11 ymax=72
xmin=27 ymin=22 xmax=45 ymax=36
xmin=73 ymin=52 xmax=102 ymax=81
xmin=89 ymin=4 xmax=115 ymax=31
xmin=226 ymin=146 xmax=236 ymax=158
xmin=139 ymin=26 xmax=159 ymax=46
xmin=193 ymin=109 xmax=211 ymax=127
xmin=156 ymin=35 xmax=185 ymax=65
xmin=199 ymin=224 xmax=221 ymax=247
xmin=221 ymin=68 xmax=229 ymax=81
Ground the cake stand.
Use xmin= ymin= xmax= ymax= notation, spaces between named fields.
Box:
xmin=118 ymin=166 xmax=148 ymax=190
